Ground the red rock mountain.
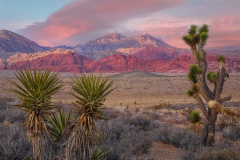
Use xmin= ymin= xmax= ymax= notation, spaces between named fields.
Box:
xmin=2 ymin=50 xmax=240 ymax=73
xmin=0 ymin=30 xmax=239 ymax=73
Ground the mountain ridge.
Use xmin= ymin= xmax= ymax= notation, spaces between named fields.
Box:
xmin=2 ymin=49 xmax=240 ymax=73
xmin=0 ymin=29 xmax=239 ymax=73
xmin=0 ymin=29 xmax=49 ymax=53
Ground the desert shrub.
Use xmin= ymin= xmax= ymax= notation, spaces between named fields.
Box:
xmin=0 ymin=98 xmax=14 ymax=110
xmin=96 ymin=115 xmax=154 ymax=160
xmin=151 ymin=123 xmax=202 ymax=150
xmin=222 ymin=126 xmax=240 ymax=140
xmin=141 ymin=110 xmax=161 ymax=121
xmin=182 ymin=145 xmax=240 ymax=160
xmin=152 ymin=102 xmax=172 ymax=110
xmin=101 ymin=108 xmax=123 ymax=119
xmin=149 ymin=111 xmax=159 ymax=120
xmin=95 ymin=108 xmax=203 ymax=159
xmin=189 ymin=110 xmax=201 ymax=123
xmin=0 ymin=110 xmax=5 ymax=122
xmin=4 ymin=107 xmax=25 ymax=122
xmin=0 ymin=105 xmax=25 ymax=123
xmin=217 ymin=108 xmax=240 ymax=140
xmin=0 ymin=123 xmax=32 ymax=160
xmin=130 ymin=116 xmax=151 ymax=131
xmin=217 ymin=119 xmax=228 ymax=130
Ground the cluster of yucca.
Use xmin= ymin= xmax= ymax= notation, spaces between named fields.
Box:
xmin=11 ymin=69 xmax=113 ymax=160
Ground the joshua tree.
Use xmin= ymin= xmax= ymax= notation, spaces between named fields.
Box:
xmin=65 ymin=74 xmax=114 ymax=160
xmin=182 ymin=24 xmax=232 ymax=146
xmin=10 ymin=69 xmax=63 ymax=159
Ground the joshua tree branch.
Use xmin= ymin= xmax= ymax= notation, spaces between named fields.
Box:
xmin=196 ymin=82 xmax=210 ymax=102
xmin=215 ymin=63 xmax=226 ymax=100
xmin=196 ymin=48 xmax=213 ymax=99
xmin=219 ymin=95 xmax=232 ymax=103
xmin=212 ymin=83 xmax=217 ymax=98
xmin=193 ymin=93 xmax=209 ymax=119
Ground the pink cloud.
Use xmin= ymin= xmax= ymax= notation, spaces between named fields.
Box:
xmin=131 ymin=15 xmax=240 ymax=48
xmin=19 ymin=0 xmax=185 ymax=46
xmin=18 ymin=0 xmax=240 ymax=48
xmin=208 ymin=16 xmax=240 ymax=47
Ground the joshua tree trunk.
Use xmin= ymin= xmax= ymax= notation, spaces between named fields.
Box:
xmin=203 ymin=109 xmax=218 ymax=146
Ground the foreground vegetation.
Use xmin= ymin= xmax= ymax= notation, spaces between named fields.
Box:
xmin=0 ymin=98 xmax=240 ymax=159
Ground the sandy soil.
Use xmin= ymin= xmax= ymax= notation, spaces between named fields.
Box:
xmin=0 ymin=70 xmax=239 ymax=109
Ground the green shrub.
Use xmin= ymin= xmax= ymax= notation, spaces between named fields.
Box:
xmin=189 ymin=110 xmax=201 ymax=123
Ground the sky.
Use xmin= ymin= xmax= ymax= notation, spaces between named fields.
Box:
xmin=0 ymin=0 xmax=240 ymax=48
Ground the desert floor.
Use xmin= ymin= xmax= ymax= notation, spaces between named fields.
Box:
xmin=1 ymin=70 xmax=239 ymax=109
xmin=0 ymin=70 xmax=240 ymax=159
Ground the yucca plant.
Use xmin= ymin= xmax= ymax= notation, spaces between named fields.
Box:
xmin=47 ymin=109 xmax=73 ymax=142
xmin=10 ymin=68 xmax=63 ymax=160
xmin=91 ymin=147 xmax=108 ymax=160
xmin=65 ymin=74 xmax=114 ymax=160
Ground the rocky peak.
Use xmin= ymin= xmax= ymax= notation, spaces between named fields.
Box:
xmin=0 ymin=29 xmax=47 ymax=53
xmin=87 ymin=33 xmax=127 ymax=45
xmin=131 ymin=34 xmax=171 ymax=48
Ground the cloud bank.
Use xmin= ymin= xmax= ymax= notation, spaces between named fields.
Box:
xmin=19 ymin=0 xmax=185 ymax=46
xmin=19 ymin=0 xmax=240 ymax=48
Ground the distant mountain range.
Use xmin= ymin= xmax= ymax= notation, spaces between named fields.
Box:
xmin=0 ymin=30 xmax=49 ymax=54
xmin=0 ymin=29 xmax=239 ymax=73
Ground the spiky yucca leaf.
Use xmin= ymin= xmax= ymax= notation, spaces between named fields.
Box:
xmin=188 ymin=25 xmax=197 ymax=35
xmin=199 ymin=24 xmax=209 ymax=33
xmin=186 ymin=85 xmax=198 ymax=97
xmin=10 ymin=68 xmax=63 ymax=138
xmin=70 ymin=74 xmax=114 ymax=122
xmin=47 ymin=109 xmax=73 ymax=141
xmin=200 ymin=32 xmax=209 ymax=43
xmin=188 ymin=64 xmax=202 ymax=83
xmin=182 ymin=24 xmax=209 ymax=47
xmin=217 ymin=55 xmax=226 ymax=63
xmin=91 ymin=148 xmax=107 ymax=160
xmin=206 ymin=72 xmax=218 ymax=83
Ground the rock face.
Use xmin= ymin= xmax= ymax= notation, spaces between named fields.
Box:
xmin=0 ymin=30 xmax=48 ymax=53
xmin=3 ymin=50 xmax=240 ymax=73
xmin=7 ymin=52 xmax=96 ymax=73
xmin=132 ymin=47 xmax=178 ymax=61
